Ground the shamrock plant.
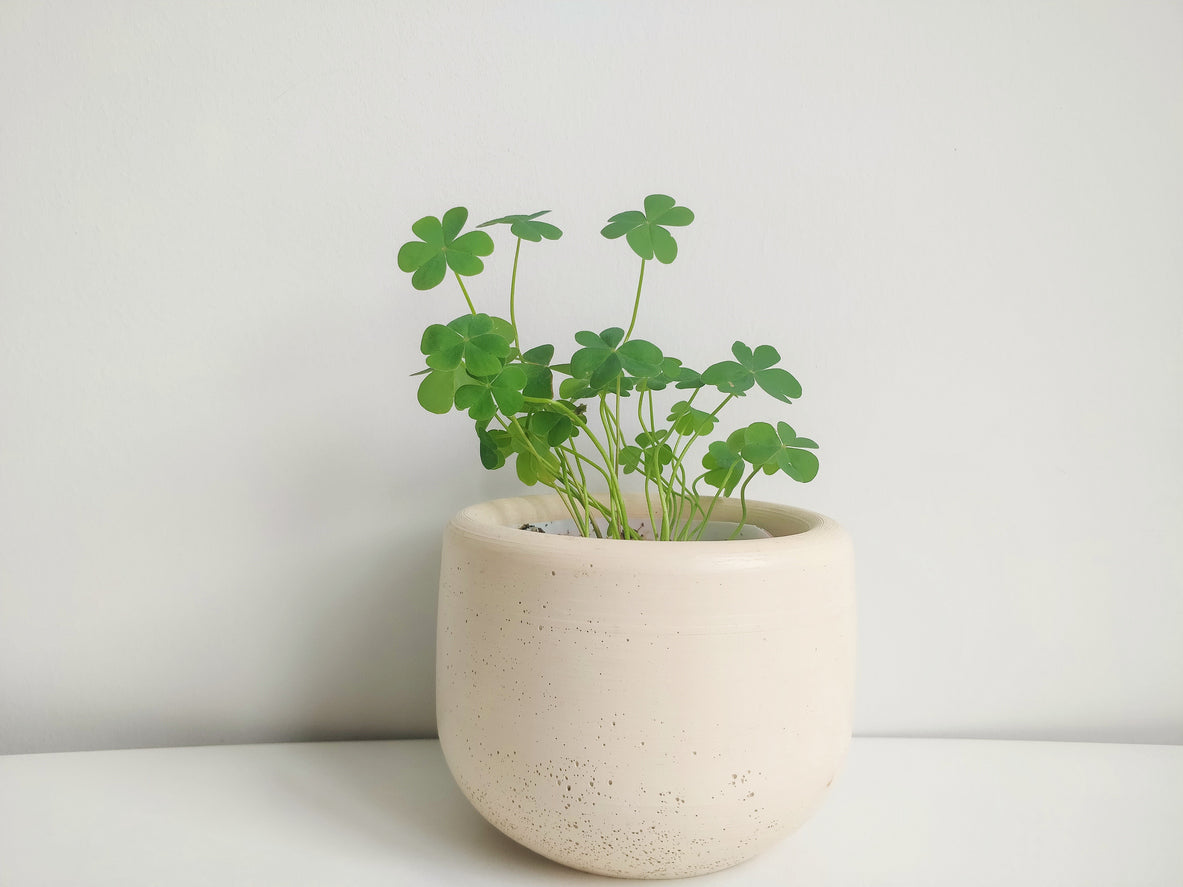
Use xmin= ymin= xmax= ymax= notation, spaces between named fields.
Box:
xmin=397 ymin=194 xmax=820 ymax=540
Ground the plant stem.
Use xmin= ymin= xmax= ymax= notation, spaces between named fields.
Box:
xmin=728 ymin=468 xmax=761 ymax=540
xmin=622 ymin=258 xmax=646 ymax=342
xmin=509 ymin=237 xmax=522 ymax=353
xmin=454 ymin=272 xmax=477 ymax=315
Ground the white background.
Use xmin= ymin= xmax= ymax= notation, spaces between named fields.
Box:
xmin=1 ymin=1 xmax=1180 ymax=754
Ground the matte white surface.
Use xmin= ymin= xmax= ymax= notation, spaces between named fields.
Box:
xmin=2 ymin=1 xmax=1182 ymax=753
xmin=2 ymin=738 xmax=1181 ymax=886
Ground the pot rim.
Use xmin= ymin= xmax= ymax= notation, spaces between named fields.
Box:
xmin=448 ymin=492 xmax=846 ymax=554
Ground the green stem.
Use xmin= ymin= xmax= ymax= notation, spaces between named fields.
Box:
xmin=509 ymin=237 xmax=522 ymax=353
xmin=728 ymin=468 xmax=761 ymax=540
xmin=524 ymin=395 xmax=628 ymax=534
xmin=637 ymin=390 xmax=658 ymax=536
xmin=689 ymin=487 xmax=726 ymax=541
xmin=454 ymin=272 xmax=476 ymax=315
xmin=622 ymin=258 xmax=646 ymax=342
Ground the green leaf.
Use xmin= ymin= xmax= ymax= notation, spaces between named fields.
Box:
xmin=739 ymin=421 xmax=781 ymax=467
xmin=625 ymin=225 xmax=654 ymax=261
xmin=516 ymin=452 xmax=539 ymax=486
xmin=650 ymin=225 xmax=677 ymax=264
xmin=521 ymin=344 xmax=554 ymax=365
xmin=618 ymin=339 xmax=664 ymax=377
xmin=674 ymin=366 xmax=705 ymax=389
xmin=411 ymin=253 xmax=447 ymax=291
xmin=751 ymin=344 xmax=780 ymax=370
xmin=444 ymin=250 xmax=483 ymax=276
xmin=479 ymin=211 xmax=564 ymax=243
xmin=570 ymin=328 xmax=629 ymax=390
xmin=702 ymin=440 xmax=745 ymax=495
xmin=644 ymin=194 xmax=676 ymax=217
xmin=441 ymin=207 xmax=468 ymax=242
xmin=574 ymin=329 xmax=603 ymax=348
xmin=777 ymin=447 xmax=820 ymax=483
xmin=601 ymin=195 xmax=694 ymax=263
xmin=659 ymin=206 xmax=694 ymax=227
xmin=397 ymin=240 xmax=435 ymax=272
xmin=426 ymin=313 xmax=512 ymax=378
xmin=450 ymin=230 xmax=495 ymax=256
xmin=755 ymin=367 xmax=802 ymax=403
xmin=559 ymin=377 xmax=594 ymax=400
xmin=489 ymin=315 xmax=517 ymax=342
xmin=701 ymin=360 xmax=755 ymax=394
xmin=727 ymin=420 xmax=822 ymax=483
xmin=477 ymin=425 xmax=511 ymax=470
xmin=417 ymin=370 xmax=455 ymax=414
xmin=619 ymin=445 xmax=642 ymax=474
xmin=600 ymin=210 xmax=646 ymax=239
xmin=411 ymin=215 xmax=444 ymax=244
xmin=529 ymin=411 xmax=576 ymax=447
xmin=667 ymin=401 xmax=718 ymax=436
xmin=521 ymin=363 xmax=553 ymax=398
xmin=397 ymin=207 xmax=496 ymax=291
xmin=600 ymin=327 xmax=625 ymax=348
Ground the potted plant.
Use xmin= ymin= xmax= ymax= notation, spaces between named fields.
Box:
xmin=397 ymin=195 xmax=855 ymax=879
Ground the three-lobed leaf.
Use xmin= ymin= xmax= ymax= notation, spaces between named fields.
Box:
xmin=600 ymin=194 xmax=694 ymax=264
xmin=667 ymin=400 xmax=718 ymax=437
xmin=570 ymin=328 xmax=664 ymax=391
xmin=701 ymin=440 xmax=745 ymax=495
xmin=479 ymin=210 xmax=563 ymax=242
xmin=701 ymin=340 xmax=803 ymax=402
xmin=729 ymin=421 xmax=820 ymax=483
xmin=454 ymin=365 xmax=528 ymax=421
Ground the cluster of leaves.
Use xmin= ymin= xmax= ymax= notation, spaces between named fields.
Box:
xmin=397 ymin=196 xmax=820 ymax=540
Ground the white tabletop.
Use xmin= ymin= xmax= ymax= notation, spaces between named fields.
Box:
xmin=1 ymin=737 xmax=1180 ymax=885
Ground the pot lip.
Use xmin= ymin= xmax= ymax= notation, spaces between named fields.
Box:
xmin=448 ymin=492 xmax=846 ymax=553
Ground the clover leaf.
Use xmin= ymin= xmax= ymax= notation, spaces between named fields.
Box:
xmin=729 ymin=421 xmax=820 ymax=483
xmin=634 ymin=357 xmax=685 ymax=392
xmin=416 ymin=364 xmax=468 ymax=414
xmin=667 ymin=400 xmax=718 ymax=437
xmin=701 ymin=439 xmax=745 ymax=495
xmin=398 ymin=207 xmax=495 ymax=290
xmin=570 ymin=328 xmax=664 ymax=390
xmin=478 ymin=210 xmax=563 ymax=242
xmin=524 ymin=411 xmax=578 ymax=448
xmin=505 ymin=418 xmax=563 ymax=487
xmin=454 ymin=365 xmax=527 ymax=422
xmin=476 ymin=424 xmax=513 ymax=470
xmin=519 ymin=344 xmax=555 ymax=398
xmin=600 ymin=194 xmax=694 ymax=264
xmin=635 ymin=430 xmax=674 ymax=478
xmin=700 ymin=341 xmax=803 ymax=402
xmin=421 ymin=313 xmax=514 ymax=378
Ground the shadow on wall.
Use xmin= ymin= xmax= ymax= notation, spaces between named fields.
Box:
xmin=287 ymin=512 xmax=443 ymax=743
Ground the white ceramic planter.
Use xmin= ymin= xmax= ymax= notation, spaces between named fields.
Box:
xmin=436 ymin=493 xmax=855 ymax=879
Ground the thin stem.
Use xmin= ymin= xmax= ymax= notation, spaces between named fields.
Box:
xmin=622 ymin=258 xmax=646 ymax=342
xmin=509 ymin=237 xmax=522 ymax=353
xmin=523 ymin=395 xmax=629 ymax=536
xmin=728 ymin=468 xmax=761 ymax=540
xmin=637 ymin=387 xmax=658 ymax=536
xmin=689 ymin=487 xmax=726 ymax=541
xmin=454 ymin=272 xmax=477 ymax=315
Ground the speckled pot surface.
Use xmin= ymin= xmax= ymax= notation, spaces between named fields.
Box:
xmin=436 ymin=493 xmax=855 ymax=879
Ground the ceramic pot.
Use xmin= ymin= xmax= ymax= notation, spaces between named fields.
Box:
xmin=436 ymin=493 xmax=855 ymax=879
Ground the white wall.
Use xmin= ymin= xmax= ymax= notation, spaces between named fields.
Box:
xmin=1 ymin=1 xmax=1180 ymax=754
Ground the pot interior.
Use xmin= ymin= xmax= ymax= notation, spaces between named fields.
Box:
xmin=523 ymin=518 xmax=771 ymax=541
